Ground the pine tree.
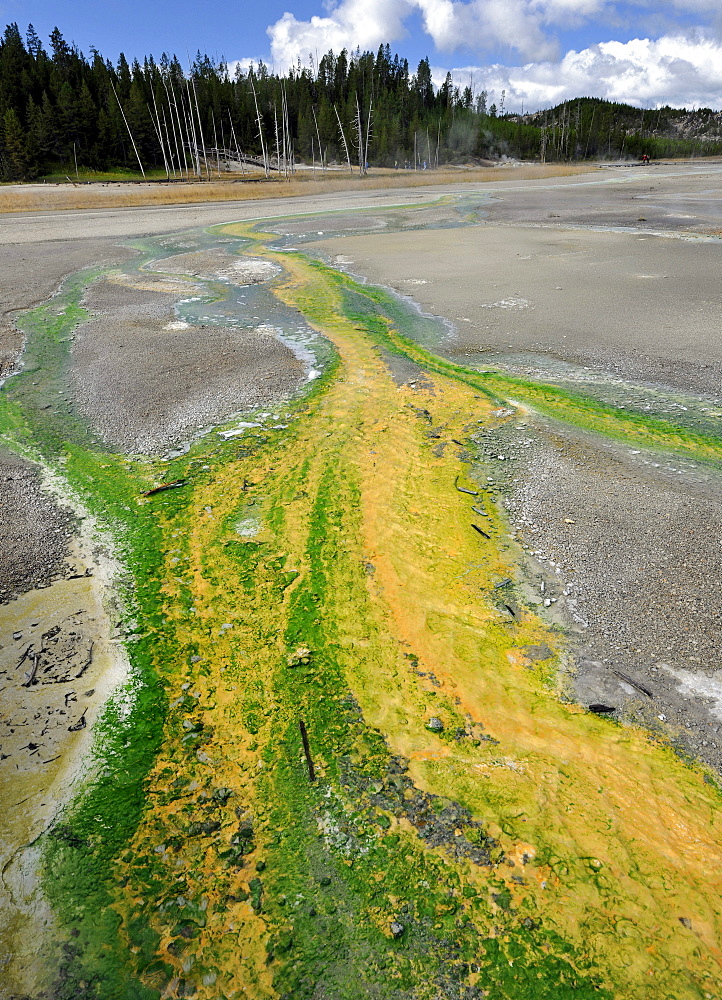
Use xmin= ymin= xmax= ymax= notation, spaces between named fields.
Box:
xmin=0 ymin=24 xmax=719 ymax=178
xmin=3 ymin=107 xmax=31 ymax=178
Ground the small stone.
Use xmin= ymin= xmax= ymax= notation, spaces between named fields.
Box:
xmin=390 ymin=921 xmax=405 ymax=939
xmin=287 ymin=646 xmax=312 ymax=667
xmin=524 ymin=644 xmax=553 ymax=661
xmin=426 ymin=717 xmax=444 ymax=732
xmin=13 ymin=632 xmax=22 ymax=640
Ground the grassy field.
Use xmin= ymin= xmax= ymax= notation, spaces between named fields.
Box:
xmin=0 ymin=164 xmax=590 ymax=213
xmin=2 ymin=222 xmax=722 ymax=999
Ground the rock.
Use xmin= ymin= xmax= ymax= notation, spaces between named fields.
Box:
xmin=523 ymin=644 xmax=553 ymax=662
xmin=426 ymin=717 xmax=444 ymax=732
xmin=287 ymin=646 xmax=312 ymax=667
xmin=588 ymin=704 xmax=616 ymax=714
xmin=390 ymin=921 xmax=405 ymax=939
xmin=187 ymin=819 xmax=221 ymax=837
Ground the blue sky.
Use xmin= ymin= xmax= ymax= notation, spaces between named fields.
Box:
xmin=4 ymin=1 xmax=722 ymax=109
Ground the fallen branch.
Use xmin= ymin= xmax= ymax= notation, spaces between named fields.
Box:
xmin=613 ymin=670 xmax=653 ymax=698
xmin=141 ymin=479 xmax=187 ymax=497
xmin=22 ymin=653 xmax=40 ymax=687
xmin=298 ymin=719 xmax=316 ymax=782
xmin=68 ymin=709 xmax=87 ymax=732
xmin=471 ymin=523 xmax=491 ymax=539
xmin=455 ymin=476 xmax=478 ymax=496
xmin=16 ymin=645 xmax=32 ymax=669
xmin=75 ymin=643 xmax=94 ymax=679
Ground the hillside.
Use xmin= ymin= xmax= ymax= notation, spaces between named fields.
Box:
xmin=510 ymin=97 xmax=722 ymax=160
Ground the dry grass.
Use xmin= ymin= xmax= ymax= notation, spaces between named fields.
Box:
xmin=0 ymin=163 xmax=591 ymax=213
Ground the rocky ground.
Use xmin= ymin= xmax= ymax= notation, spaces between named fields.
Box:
xmin=0 ymin=240 xmax=135 ymax=380
xmin=71 ymin=265 xmax=306 ymax=455
xmin=472 ymin=414 xmax=722 ymax=773
xmin=0 ymin=451 xmax=76 ymax=604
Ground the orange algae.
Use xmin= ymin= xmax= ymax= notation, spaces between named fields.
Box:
xmin=104 ymin=228 xmax=722 ymax=999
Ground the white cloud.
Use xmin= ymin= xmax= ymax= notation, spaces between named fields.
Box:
xmin=266 ymin=0 xmax=722 ymax=68
xmin=268 ymin=0 xmax=564 ymax=66
xmin=268 ymin=0 xmax=414 ymax=68
xmin=437 ymin=33 xmax=722 ymax=110
xmin=267 ymin=0 xmax=559 ymax=64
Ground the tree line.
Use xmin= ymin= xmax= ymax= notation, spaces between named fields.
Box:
xmin=1 ymin=22 xmax=721 ymax=181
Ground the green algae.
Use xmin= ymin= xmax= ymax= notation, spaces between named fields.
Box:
xmin=2 ymin=222 xmax=722 ymax=1000
xmin=304 ymin=257 xmax=722 ymax=466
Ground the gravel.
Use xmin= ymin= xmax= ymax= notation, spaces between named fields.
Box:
xmin=0 ymin=450 xmax=76 ymax=603
xmin=71 ymin=275 xmax=305 ymax=454
xmin=485 ymin=417 xmax=722 ymax=772
xmin=0 ymin=239 xmax=135 ymax=380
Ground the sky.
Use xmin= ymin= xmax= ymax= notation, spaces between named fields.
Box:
xmin=4 ymin=0 xmax=722 ymax=111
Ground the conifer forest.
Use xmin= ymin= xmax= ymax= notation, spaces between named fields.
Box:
xmin=2 ymin=22 xmax=722 ymax=181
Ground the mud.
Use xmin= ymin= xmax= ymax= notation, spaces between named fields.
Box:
xmin=482 ymin=162 xmax=722 ymax=234
xmin=0 ymin=536 xmax=129 ymax=998
xmin=314 ymin=221 xmax=722 ymax=398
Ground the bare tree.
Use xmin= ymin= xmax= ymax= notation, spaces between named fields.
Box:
xmin=149 ymin=83 xmax=170 ymax=178
xmin=334 ymin=104 xmax=353 ymax=174
xmin=110 ymin=79 xmax=145 ymax=178
xmin=228 ymin=110 xmax=246 ymax=175
xmin=312 ymin=105 xmax=325 ymax=172
xmin=249 ymin=70 xmax=269 ymax=177
xmin=365 ymin=99 xmax=373 ymax=173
